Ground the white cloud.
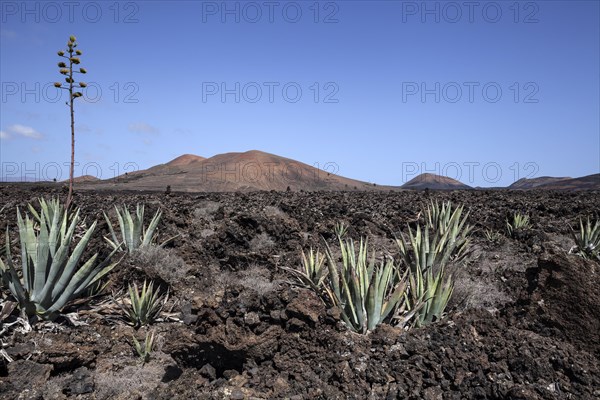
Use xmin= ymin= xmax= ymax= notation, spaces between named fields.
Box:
xmin=128 ymin=122 xmax=159 ymax=135
xmin=0 ymin=131 xmax=10 ymax=140
xmin=2 ymin=124 xmax=43 ymax=140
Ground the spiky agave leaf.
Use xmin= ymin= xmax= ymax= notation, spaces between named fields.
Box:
xmin=0 ymin=199 xmax=118 ymax=320
xmin=104 ymin=204 xmax=174 ymax=254
xmin=133 ymin=331 xmax=155 ymax=363
xmin=569 ymin=217 xmax=600 ymax=260
xmin=334 ymin=221 xmax=348 ymax=239
xmin=406 ymin=261 xmax=453 ymax=328
xmin=396 ymin=225 xmax=453 ymax=274
xmin=141 ymin=206 xmax=161 ymax=247
xmin=426 ymin=200 xmax=472 ymax=261
xmin=507 ymin=213 xmax=531 ymax=238
xmin=126 ymin=280 xmax=165 ymax=327
xmin=324 ymin=238 xmax=411 ymax=334
xmin=281 ymin=247 xmax=327 ymax=291
xmin=0 ymin=228 xmax=28 ymax=310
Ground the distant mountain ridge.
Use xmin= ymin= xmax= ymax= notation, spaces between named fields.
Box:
xmin=509 ymin=176 xmax=571 ymax=189
xmin=65 ymin=150 xmax=599 ymax=192
xmin=509 ymin=174 xmax=599 ymax=190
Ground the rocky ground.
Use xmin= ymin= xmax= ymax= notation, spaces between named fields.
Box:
xmin=0 ymin=186 xmax=599 ymax=399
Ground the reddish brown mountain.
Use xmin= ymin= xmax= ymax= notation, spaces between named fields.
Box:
xmin=401 ymin=173 xmax=471 ymax=190
xmin=509 ymin=176 xmax=571 ymax=189
xmin=74 ymin=151 xmax=597 ymax=192
xmin=166 ymin=154 xmax=206 ymax=167
xmin=510 ymin=174 xmax=600 ymax=190
xmin=85 ymin=150 xmax=390 ymax=192
xmin=71 ymin=175 xmax=100 ymax=183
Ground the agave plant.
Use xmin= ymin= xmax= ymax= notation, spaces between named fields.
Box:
xmin=104 ymin=204 xmax=176 ymax=253
xmin=282 ymin=247 xmax=327 ymax=290
xmin=407 ymin=263 xmax=453 ymax=327
xmin=0 ymin=199 xmax=117 ymax=320
xmin=27 ymin=197 xmax=66 ymax=224
xmin=396 ymin=224 xmax=460 ymax=275
xmin=324 ymin=238 xmax=414 ymax=334
xmin=569 ymin=217 xmax=600 ymax=260
xmin=426 ymin=200 xmax=472 ymax=260
xmin=132 ymin=330 xmax=155 ymax=363
xmin=334 ymin=221 xmax=348 ymax=239
xmin=484 ymin=229 xmax=503 ymax=245
xmin=125 ymin=280 xmax=165 ymax=328
xmin=506 ymin=212 xmax=531 ymax=238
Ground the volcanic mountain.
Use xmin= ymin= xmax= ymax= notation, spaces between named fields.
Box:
xmin=165 ymin=154 xmax=206 ymax=167
xmin=509 ymin=176 xmax=572 ymax=189
xmin=509 ymin=174 xmax=600 ymax=190
xmin=71 ymin=175 xmax=100 ymax=183
xmin=87 ymin=150 xmax=387 ymax=192
xmin=72 ymin=151 xmax=597 ymax=192
xmin=401 ymin=173 xmax=471 ymax=190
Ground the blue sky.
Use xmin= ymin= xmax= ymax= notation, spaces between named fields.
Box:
xmin=1 ymin=0 xmax=598 ymax=187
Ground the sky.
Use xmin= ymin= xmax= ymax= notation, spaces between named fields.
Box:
xmin=0 ymin=0 xmax=599 ymax=187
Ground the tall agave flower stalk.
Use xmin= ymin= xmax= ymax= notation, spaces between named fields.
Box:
xmin=0 ymin=198 xmax=117 ymax=320
xmin=54 ymin=35 xmax=88 ymax=209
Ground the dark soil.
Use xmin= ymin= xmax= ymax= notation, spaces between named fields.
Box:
xmin=0 ymin=186 xmax=599 ymax=399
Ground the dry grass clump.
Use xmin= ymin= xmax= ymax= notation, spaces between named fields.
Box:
xmin=249 ymin=232 xmax=275 ymax=253
xmin=238 ymin=264 xmax=275 ymax=297
xmin=193 ymin=201 xmax=221 ymax=220
xmin=263 ymin=205 xmax=287 ymax=219
xmin=131 ymin=246 xmax=190 ymax=285
xmin=450 ymin=269 xmax=512 ymax=311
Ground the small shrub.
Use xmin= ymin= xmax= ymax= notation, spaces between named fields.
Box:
xmin=131 ymin=246 xmax=190 ymax=285
xmin=193 ymin=202 xmax=221 ymax=220
xmin=238 ymin=265 xmax=275 ymax=296
xmin=263 ymin=205 xmax=286 ymax=219
xmin=249 ymin=232 xmax=275 ymax=253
